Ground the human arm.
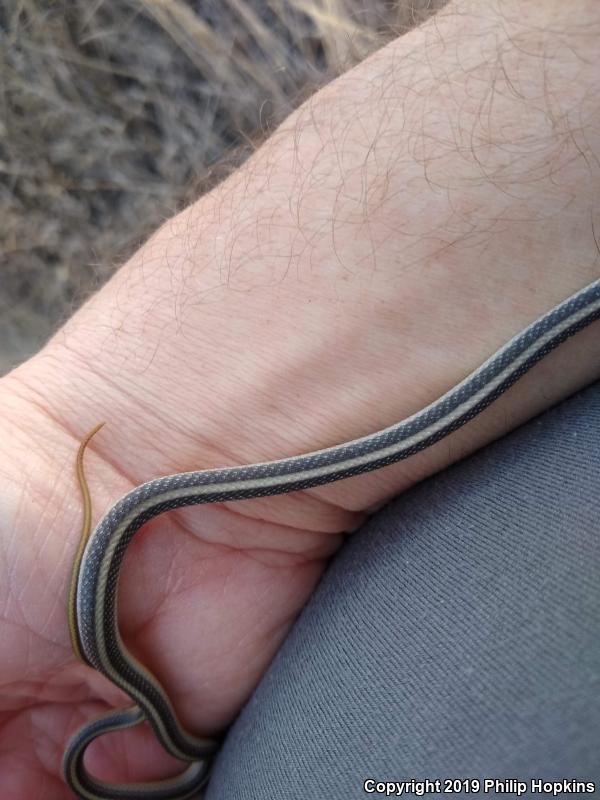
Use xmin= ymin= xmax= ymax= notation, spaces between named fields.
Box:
xmin=1 ymin=0 xmax=600 ymax=794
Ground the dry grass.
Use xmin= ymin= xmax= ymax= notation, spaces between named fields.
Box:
xmin=0 ymin=0 xmax=445 ymax=373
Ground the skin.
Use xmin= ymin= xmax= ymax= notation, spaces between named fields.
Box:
xmin=0 ymin=1 xmax=599 ymax=795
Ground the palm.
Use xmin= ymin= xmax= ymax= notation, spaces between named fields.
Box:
xmin=0 ymin=475 xmax=348 ymax=796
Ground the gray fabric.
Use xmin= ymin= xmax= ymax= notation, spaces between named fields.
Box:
xmin=207 ymin=381 xmax=600 ymax=798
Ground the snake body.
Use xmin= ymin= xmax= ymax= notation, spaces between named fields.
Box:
xmin=63 ymin=279 xmax=600 ymax=799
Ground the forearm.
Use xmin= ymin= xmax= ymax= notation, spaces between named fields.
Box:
xmin=10 ymin=0 xmax=600 ymax=464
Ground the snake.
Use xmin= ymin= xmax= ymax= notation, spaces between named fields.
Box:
xmin=63 ymin=278 xmax=600 ymax=799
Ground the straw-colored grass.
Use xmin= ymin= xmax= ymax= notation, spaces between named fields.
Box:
xmin=0 ymin=0 xmax=445 ymax=372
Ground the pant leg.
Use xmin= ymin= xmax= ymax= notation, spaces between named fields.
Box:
xmin=206 ymin=381 xmax=600 ymax=799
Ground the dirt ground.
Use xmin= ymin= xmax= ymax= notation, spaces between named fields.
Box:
xmin=0 ymin=0 xmax=445 ymax=374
